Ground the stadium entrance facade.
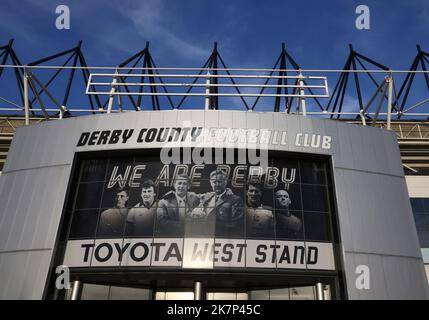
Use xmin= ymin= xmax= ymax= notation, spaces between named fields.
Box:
xmin=0 ymin=110 xmax=427 ymax=299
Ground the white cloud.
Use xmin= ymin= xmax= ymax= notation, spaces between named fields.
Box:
xmin=116 ymin=0 xmax=209 ymax=61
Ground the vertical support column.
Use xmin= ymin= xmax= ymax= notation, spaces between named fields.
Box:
xmin=359 ymin=109 xmax=367 ymax=126
xmin=323 ymin=285 xmax=331 ymax=300
xmin=194 ymin=281 xmax=203 ymax=300
xmin=70 ymin=280 xmax=83 ymax=300
xmin=117 ymin=86 xmax=123 ymax=112
xmin=23 ymin=67 xmax=30 ymax=126
xmin=59 ymin=105 xmax=65 ymax=119
xmin=299 ymin=71 xmax=307 ymax=116
xmin=107 ymin=70 xmax=118 ymax=114
xmin=205 ymin=71 xmax=211 ymax=110
xmin=387 ymin=72 xmax=393 ymax=130
xmin=315 ymin=282 xmax=325 ymax=300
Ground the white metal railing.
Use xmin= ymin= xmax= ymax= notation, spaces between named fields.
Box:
xmin=85 ymin=69 xmax=329 ymax=116
xmin=0 ymin=65 xmax=429 ymax=129
xmin=86 ymin=73 xmax=329 ymax=96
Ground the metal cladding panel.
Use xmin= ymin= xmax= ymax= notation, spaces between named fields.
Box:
xmin=331 ymin=169 xmax=355 ymax=252
xmin=360 ymin=127 xmax=382 ymax=173
xmin=232 ymin=111 xmax=247 ymax=131
xmin=3 ymin=120 xmax=75 ymax=172
xmin=310 ymin=118 xmax=328 ymax=155
xmin=368 ymin=127 xmax=389 ymax=174
xmin=286 ymin=114 xmax=304 ymax=154
xmin=322 ymin=120 xmax=340 ymax=159
xmin=0 ymin=171 xmax=21 ymax=248
xmin=345 ymin=252 xmax=429 ymax=300
xmin=2 ymin=111 xmax=403 ymax=175
xmin=190 ymin=110 xmax=206 ymax=127
xmin=333 ymin=121 xmax=356 ymax=169
xmin=271 ymin=113 xmax=284 ymax=153
xmin=0 ymin=110 xmax=426 ymax=299
xmin=246 ymin=111 xmax=259 ymax=131
xmin=161 ymin=109 xmax=176 ymax=127
xmin=205 ymin=109 xmax=220 ymax=128
xmin=0 ymin=250 xmax=52 ymax=299
xmin=342 ymin=253 xmax=359 ymax=299
xmin=381 ymin=255 xmax=427 ymax=299
xmin=340 ymin=168 xmax=369 ymax=251
xmin=349 ymin=124 xmax=370 ymax=172
xmin=219 ymin=109 xmax=234 ymax=129
xmin=144 ymin=112 xmax=165 ymax=150
xmin=0 ymin=165 xmax=71 ymax=252
xmin=337 ymin=168 xmax=422 ymax=257
xmin=366 ymin=254 xmax=388 ymax=299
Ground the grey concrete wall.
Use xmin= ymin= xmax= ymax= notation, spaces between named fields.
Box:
xmin=0 ymin=110 xmax=427 ymax=299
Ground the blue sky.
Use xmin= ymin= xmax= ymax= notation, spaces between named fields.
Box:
xmin=2 ymin=0 xmax=429 ymax=68
xmin=1 ymin=0 xmax=429 ymax=113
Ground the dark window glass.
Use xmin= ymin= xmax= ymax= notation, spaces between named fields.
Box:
xmin=66 ymin=153 xmax=335 ymax=245
xmin=100 ymin=181 xmax=132 ymax=209
xmin=228 ymin=182 xmax=246 ymax=204
xmin=215 ymin=164 xmax=235 ymax=181
xmin=245 ymin=204 xmax=274 ymax=239
xmin=217 ymin=205 xmax=246 ymax=239
xmin=410 ymin=198 xmax=425 ymax=213
xmin=74 ymin=182 xmax=104 ymax=210
xmin=245 ymin=181 xmax=273 ymax=210
xmin=303 ymin=211 xmax=330 ymax=241
xmin=414 ymin=213 xmax=429 ymax=229
xmin=105 ymin=158 xmax=134 ymax=187
xmin=132 ymin=157 xmax=161 ymax=182
xmin=227 ymin=164 xmax=248 ymax=190
xmin=128 ymin=181 xmax=159 ymax=208
xmin=80 ymin=159 xmax=107 ymax=182
xmin=191 ymin=163 xmax=217 ymax=181
xmin=157 ymin=180 xmax=174 ymax=202
xmin=410 ymin=198 xmax=429 ymax=248
xmin=157 ymin=182 xmax=198 ymax=209
xmin=124 ymin=203 xmax=156 ymax=238
xmin=129 ymin=186 xmax=146 ymax=208
xmin=301 ymin=185 xmax=329 ymax=212
xmin=189 ymin=177 xmax=209 ymax=192
xmin=275 ymin=210 xmax=304 ymax=240
xmin=210 ymin=179 xmax=246 ymax=238
xmin=168 ymin=164 xmax=192 ymax=184
xmin=275 ymin=183 xmax=301 ymax=211
xmin=193 ymin=179 xmax=232 ymax=198
xmin=418 ymin=231 xmax=429 ymax=248
xmin=272 ymin=159 xmax=300 ymax=185
xmin=300 ymin=161 xmax=327 ymax=185
xmin=157 ymin=175 xmax=204 ymax=198
xmin=97 ymin=207 xmax=128 ymax=238
xmin=154 ymin=195 xmax=184 ymax=237
xmin=69 ymin=209 xmax=99 ymax=239
xmin=184 ymin=207 xmax=216 ymax=238
xmin=273 ymin=184 xmax=302 ymax=210
xmin=423 ymin=199 xmax=429 ymax=212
